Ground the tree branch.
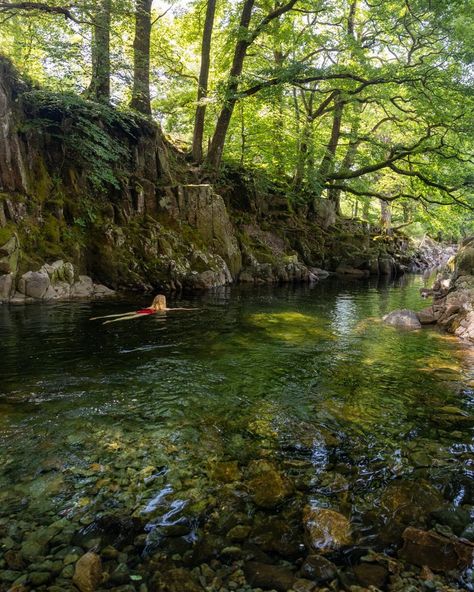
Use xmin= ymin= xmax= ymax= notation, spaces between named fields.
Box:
xmin=0 ymin=1 xmax=82 ymax=23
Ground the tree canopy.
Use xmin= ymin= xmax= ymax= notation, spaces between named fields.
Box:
xmin=1 ymin=0 xmax=473 ymax=237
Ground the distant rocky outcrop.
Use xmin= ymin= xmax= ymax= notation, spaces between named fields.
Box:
xmin=416 ymin=237 xmax=474 ymax=342
xmin=381 ymin=237 xmax=474 ymax=343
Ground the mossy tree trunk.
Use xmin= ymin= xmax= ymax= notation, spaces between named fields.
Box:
xmin=87 ymin=0 xmax=112 ymax=102
xmin=131 ymin=0 xmax=152 ymax=115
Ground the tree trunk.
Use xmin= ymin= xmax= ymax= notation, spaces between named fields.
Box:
xmin=272 ymin=45 xmax=284 ymax=176
xmin=130 ymin=0 xmax=152 ymax=115
xmin=239 ymin=101 xmax=246 ymax=167
xmin=192 ymin=0 xmax=217 ymax=163
xmin=317 ymin=95 xmax=343 ymax=210
xmin=293 ymin=122 xmax=310 ymax=191
xmin=205 ymin=0 xmax=255 ymax=170
xmin=87 ymin=0 xmax=111 ymax=102
xmin=380 ymin=199 xmax=392 ymax=231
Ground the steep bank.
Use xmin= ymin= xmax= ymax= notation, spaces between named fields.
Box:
xmin=1 ymin=57 xmax=424 ymax=303
xmin=417 ymin=237 xmax=474 ymax=343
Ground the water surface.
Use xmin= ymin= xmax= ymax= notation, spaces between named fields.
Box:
xmin=1 ymin=275 xmax=473 ymax=589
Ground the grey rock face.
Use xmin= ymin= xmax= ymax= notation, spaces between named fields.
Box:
xmin=18 ymin=270 xmax=51 ymax=299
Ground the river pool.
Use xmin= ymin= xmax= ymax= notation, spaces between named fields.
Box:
xmin=0 ymin=275 xmax=473 ymax=591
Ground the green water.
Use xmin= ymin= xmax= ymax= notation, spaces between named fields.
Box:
xmin=0 ymin=275 xmax=473 ymax=589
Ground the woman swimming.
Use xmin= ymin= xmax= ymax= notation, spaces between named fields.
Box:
xmin=90 ymin=295 xmax=196 ymax=324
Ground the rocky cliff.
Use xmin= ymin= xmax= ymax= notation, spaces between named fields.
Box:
xmin=0 ymin=56 xmax=424 ymax=303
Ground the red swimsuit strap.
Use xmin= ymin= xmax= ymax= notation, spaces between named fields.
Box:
xmin=136 ymin=308 xmax=156 ymax=315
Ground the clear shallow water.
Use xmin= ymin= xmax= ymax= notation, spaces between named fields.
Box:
xmin=1 ymin=275 xmax=474 ymax=589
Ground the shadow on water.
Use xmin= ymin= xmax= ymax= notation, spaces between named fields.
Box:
xmin=0 ymin=274 xmax=473 ymax=590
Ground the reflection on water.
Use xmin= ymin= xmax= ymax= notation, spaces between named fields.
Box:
xmin=0 ymin=275 xmax=473 ymax=589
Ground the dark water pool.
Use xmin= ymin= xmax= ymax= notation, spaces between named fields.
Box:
xmin=0 ymin=275 xmax=473 ymax=591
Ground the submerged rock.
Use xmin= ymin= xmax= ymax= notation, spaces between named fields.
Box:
xmin=299 ymin=554 xmax=338 ymax=582
xmin=399 ymin=526 xmax=474 ymax=571
xmin=417 ymin=306 xmax=439 ymax=324
xmin=378 ymin=480 xmax=444 ymax=542
xmin=383 ymin=309 xmax=421 ymax=329
xmin=151 ymin=567 xmax=204 ymax=592
xmin=247 ymin=460 xmax=293 ymax=508
xmin=353 ymin=563 xmax=388 ymax=588
xmin=302 ymin=506 xmax=352 ymax=553
xmin=243 ymin=561 xmax=296 ymax=592
xmin=72 ymin=552 xmax=103 ymax=592
xmin=212 ymin=460 xmax=241 ymax=483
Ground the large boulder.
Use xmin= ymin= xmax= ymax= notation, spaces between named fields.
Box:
xmin=247 ymin=460 xmax=293 ymax=508
xmin=185 ymin=252 xmax=232 ymax=289
xmin=399 ymin=527 xmax=474 ymax=571
xmin=417 ymin=306 xmax=439 ymax=324
xmin=383 ymin=309 xmax=421 ymax=330
xmin=71 ymin=275 xmax=94 ymax=297
xmin=18 ymin=270 xmax=50 ymax=299
xmin=303 ymin=506 xmax=352 ymax=553
xmin=72 ymin=552 xmax=103 ymax=592
xmin=41 ymin=259 xmax=75 ymax=285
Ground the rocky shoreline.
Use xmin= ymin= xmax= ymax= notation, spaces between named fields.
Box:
xmin=384 ymin=237 xmax=474 ymax=344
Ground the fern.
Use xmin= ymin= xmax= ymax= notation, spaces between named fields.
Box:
xmin=21 ymin=90 xmax=143 ymax=192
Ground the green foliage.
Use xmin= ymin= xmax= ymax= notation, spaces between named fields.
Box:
xmin=1 ymin=0 xmax=473 ymax=239
xmin=21 ymin=90 xmax=140 ymax=191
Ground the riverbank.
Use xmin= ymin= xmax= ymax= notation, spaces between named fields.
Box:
xmin=385 ymin=238 xmax=474 ymax=344
xmin=0 ymin=56 xmax=432 ymax=304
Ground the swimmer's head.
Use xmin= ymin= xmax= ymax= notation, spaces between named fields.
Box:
xmin=151 ymin=294 xmax=167 ymax=311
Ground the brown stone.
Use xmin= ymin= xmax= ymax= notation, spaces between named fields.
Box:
xmin=419 ymin=565 xmax=435 ymax=580
xmin=212 ymin=460 xmax=241 ymax=483
xmin=378 ymin=480 xmax=444 ymax=542
xmin=243 ymin=561 xmax=296 ymax=592
xmin=6 ymin=585 xmax=28 ymax=592
xmin=72 ymin=552 xmax=103 ymax=592
xmin=300 ymin=554 xmax=337 ymax=582
xmin=303 ymin=506 xmax=351 ymax=553
xmin=151 ymin=567 xmax=204 ymax=592
xmin=399 ymin=527 xmax=474 ymax=572
xmin=247 ymin=460 xmax=293 ymax=508
xmin=353 ymin=563 xmax=388 ymax=588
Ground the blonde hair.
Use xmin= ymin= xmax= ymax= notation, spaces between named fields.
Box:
xmin=151 ymin=294 xmax=167 ymax=311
